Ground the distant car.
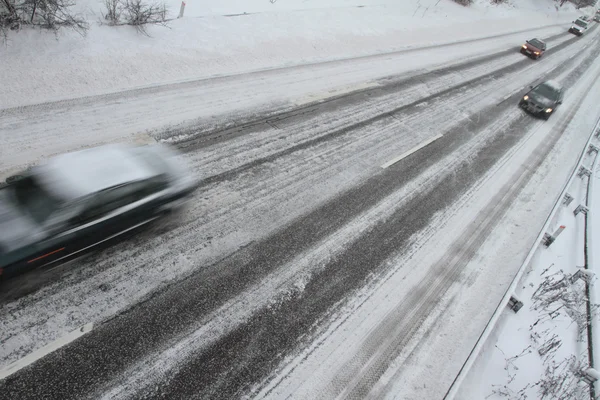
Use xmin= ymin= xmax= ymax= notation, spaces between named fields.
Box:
xmin=0 ymin=144 xmax=195 ymax=279
xmin=519 ymin=81 xmax=564 ymax=120
xmin=594 ymin=15 xmax=600 ymax=22
xmin=569 ymin=19 xmax=588 ymax=36
xmin=520 ymin=38 xmax=546 ymax=59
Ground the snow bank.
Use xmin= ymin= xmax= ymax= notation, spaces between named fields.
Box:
xmin=453 ymin=58 xmax=600 ymax=399
xmin=588 ymin=135 xmax=600 ymax=394
xmin=0 ymin=0 xmax=579 ymax=108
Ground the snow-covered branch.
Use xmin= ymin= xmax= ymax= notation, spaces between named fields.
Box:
xmin=1 ymin=0 xmax=88 ymax=35
xmin=101 ymin=0 xmax=168 ymax=35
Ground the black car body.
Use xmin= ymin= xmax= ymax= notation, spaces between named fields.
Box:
xmin=518 ymin=81 xmax=564 ymax=120
xmin=520 ymin=38 xmax=546 ymax=59
xmin=0 ymin=144 xmax=195 ymax=279
xmin=569 ymin=19 xmax=588 ymax=36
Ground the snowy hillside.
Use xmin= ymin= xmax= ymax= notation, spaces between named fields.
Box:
xmin=1 ymin=0 xmax=580 ymax=108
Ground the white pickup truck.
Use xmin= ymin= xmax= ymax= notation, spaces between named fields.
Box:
xmin=569 ymin=18 xmax=589 ymax=36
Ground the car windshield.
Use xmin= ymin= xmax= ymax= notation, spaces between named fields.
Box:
xmin=575 ymin=20 xmax=587 ymax=27
xmin=528 ymin=39 xmax=544 ymax=49
xmin=532 ymin=84 xmax=559 ymax=101
xmin=132 ymin=149 xmax=169 ymax=176
xmin=9 ymin=176 xmax=62 ymax=224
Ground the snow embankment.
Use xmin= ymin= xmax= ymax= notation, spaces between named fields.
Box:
xmin=589 ymin=131 xmax=600 ymax=395
xmin=455 ymin=120 xmax=600 ymax=399
xmin=0 ymin=0 xmax=579 ymax=108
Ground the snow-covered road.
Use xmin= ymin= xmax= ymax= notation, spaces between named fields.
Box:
xmin=1 ymin=16 xmax=600 ymax=400
xmin=0 ymin=23 xmax=575 ymax=178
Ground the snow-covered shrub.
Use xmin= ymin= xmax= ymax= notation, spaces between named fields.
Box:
xmin=102 ymin=0 xmax=120 ymax=25
xmin=122 ymin=0 xmax=166 ymax=27
xmin=0 ymin=0 xmax=87 ymax=35
xmin=101 ymin=0 xmax=168 ymax=35
xmin=451 ymin=0 xmax=473 ymax=6
xmin=530 ymin=270 xmax=596 ymax=338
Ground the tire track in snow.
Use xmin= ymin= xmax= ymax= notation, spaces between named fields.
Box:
xmin=0 ymin=65 xmax=538 ymax=400
xmin=0 ymin=26 xmax=596 ymax=398
xmin=175 ymin=31 xmax=584 ymax=191
xmin=98 ymin=94 xmax=529 ymax=400
xmin=0 ymin=30 xmax=583 ymax=365
xmin=255 ymin=30 xmax=600 ymax=400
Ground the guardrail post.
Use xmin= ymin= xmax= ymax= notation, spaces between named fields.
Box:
xmin=579 ymin=166 xmax=592 ymax=179
xmin=507 ymin=295 xmax=523 ymax=313
xmin=563 ymin=193 xmax=574 ymax=206
xmin=571 ymin=268 xmax=594 ymax=284
xmin=574 ymin=205 xmax=589 ymax=216
xmin=581 ymin=368 xmax=600 ymax=385
xmin=543 ymin=225 xmax=566 ymax=246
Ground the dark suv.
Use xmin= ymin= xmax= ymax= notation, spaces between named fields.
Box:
xmin=518 ymin=81 xmax=564 ymax=120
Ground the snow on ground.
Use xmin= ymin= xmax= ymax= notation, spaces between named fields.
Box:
xmin=589 ymin=134 xmax=600 ymax=395
xmin=0 ymin=0 xmax=580 ymax=108
xmin=0 ymin=0 xmax=597 ymax=395
xmin=2 ymin=22 xmax=597 ymax=372
xmin=0 ymin=28 xmax=579 ymax=177
xmin=251 ymin=41 xmax=600 ymax=398
xmin=455 ymin=131 xmax=600 ymax=398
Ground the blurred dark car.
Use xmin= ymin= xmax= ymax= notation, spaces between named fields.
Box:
xmin=0 ymin=143 xmax=195 ymax=279
xmin=520 ymin=38 xmax=546 ymax=59
xmin=518 ymin=81 xmax=564 ymax=120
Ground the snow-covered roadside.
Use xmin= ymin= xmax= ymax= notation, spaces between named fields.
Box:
xmin=589 ymin=129 xmax=600 ymax=395
xmin=454 ymin=123 xmax=600 ymax=398
xmin=0 ymin=0 xmax=580 ymax=108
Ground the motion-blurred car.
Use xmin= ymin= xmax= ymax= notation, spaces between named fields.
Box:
xmin=518 ymin=80 xmax=564 ymax=120
xmin=569 ymin=19 xmax=588 ymax=36
xmin=0 ymin=143 xmax=195 ymax=279
xmin=520 ymin=38 xmax=546 ymax=59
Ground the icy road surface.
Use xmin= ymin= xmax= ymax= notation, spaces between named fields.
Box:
xmin=2 ymin=23 xmax=600 ymax=400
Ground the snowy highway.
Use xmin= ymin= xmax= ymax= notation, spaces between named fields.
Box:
xmin=2 ymin=16 xmax=600 ymax=400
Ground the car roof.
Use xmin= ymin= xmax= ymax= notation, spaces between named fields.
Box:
xmin=37 ymin=144 xmax=156 ymax=201
xmin=528 ymin=38 xmax=545 ymax=44
xmin=541 ymin=80 xmax=562 ymax=91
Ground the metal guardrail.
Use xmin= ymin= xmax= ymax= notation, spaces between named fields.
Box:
xmin=444 ymin=116 xmax=600 ymax=400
